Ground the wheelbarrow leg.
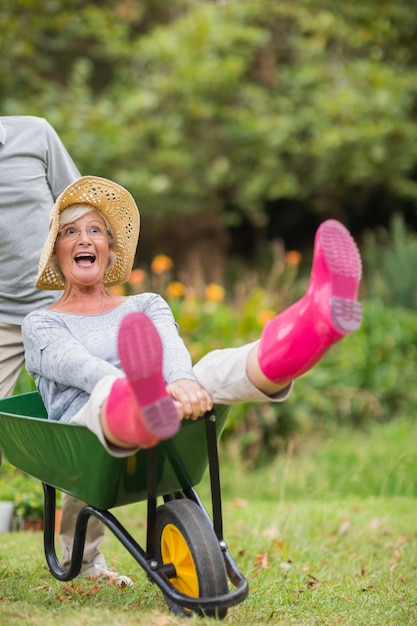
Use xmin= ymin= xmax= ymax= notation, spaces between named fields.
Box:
xmin=43 ymin=483 xmax=88 ymax=581
xmin=146 ymin=446 xmax=158 ymax=559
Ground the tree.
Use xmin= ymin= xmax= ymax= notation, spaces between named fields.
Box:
xmin=1 ymin=0 xmax=416 ymax=279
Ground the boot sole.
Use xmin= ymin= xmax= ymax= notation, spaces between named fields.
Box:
xmin=117 ymin=312 xmax=180 ymax=440
xmin=319 ymin=220 xmax=362 ymax=334
xmin=330 ymin=296 xmax=362 ymax=333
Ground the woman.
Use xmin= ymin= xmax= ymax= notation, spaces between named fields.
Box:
xmin=22 ymin=175 xmax=362 ymax=581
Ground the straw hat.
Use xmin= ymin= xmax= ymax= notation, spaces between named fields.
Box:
xmin=35 ymin=176 xmax=140 ymax=290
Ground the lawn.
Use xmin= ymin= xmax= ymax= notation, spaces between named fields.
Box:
xmin=0 ymin=416 xmax=416 ymax=625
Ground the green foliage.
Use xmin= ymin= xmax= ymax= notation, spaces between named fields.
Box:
xmin=1 ymin=0 xmax=416 ymax=234
xmin=363 ymin=213 xmax=417 ymax=309
xmin=225 ymin=298 xmax=417 ymax=465
xmin=217 ymin=414 xmax=417 ymax=501
xmin=291 ymin=298 xmax=417 ymax=425
xmin=175 ymin=292 xmax=417 ymax=465
xmin=107 ymin=0 xmax=417 ymax=221
xmin=303 ymin=417 xmax=417 ymax=498
xmin=13 ymin=480 xmax=44 ymax=521
xmin=0 ymin=462 xmax=44 ymax=520
xmin=13 ymin=367 xmax=36 ymax=395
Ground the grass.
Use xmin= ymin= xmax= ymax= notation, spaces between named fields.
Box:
xmin=219 ymin=415 xmax=417 ymax=501
xmin=1 ymin=415 xmax=417 ymax=625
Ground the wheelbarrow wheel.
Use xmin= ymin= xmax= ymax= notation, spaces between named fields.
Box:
xmin=155 ymin=498 xmax=229 ymax=619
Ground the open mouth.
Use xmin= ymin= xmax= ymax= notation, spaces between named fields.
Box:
xmin=74 ymin=253 xmax=96 ymax=265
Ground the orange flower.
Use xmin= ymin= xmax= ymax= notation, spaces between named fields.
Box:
xmin=151 ymin=254 xmax=173 ymax=274
xmin=166 ymin=281 xmax=186 ymax=299
xmin=205 ymin=283 xmax=225 ymax=303
xmin=129 ymin=268 xmax=146 ymax=285
xmin=285 ymin=250 xmax=302 ymax=266
xmin=258 ymin=309 xmax=275 ymax=325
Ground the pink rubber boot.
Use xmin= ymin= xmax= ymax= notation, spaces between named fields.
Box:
xmin=258 ymin=220 xmax=362 ymax=385
xmin=105 ymin=312 xmax=180 ymax=448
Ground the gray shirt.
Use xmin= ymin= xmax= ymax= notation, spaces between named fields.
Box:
xmin=0 ymin=116 xmax=80 ymax=324
xmin=22 ymin=293 xmax=196 ymax=422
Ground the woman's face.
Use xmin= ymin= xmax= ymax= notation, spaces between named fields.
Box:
xmin=54 ymin=212 xmax=112 ymax=290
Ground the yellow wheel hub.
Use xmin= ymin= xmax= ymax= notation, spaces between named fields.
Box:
xmin=160 ymin=523 xmax=199 ymax=598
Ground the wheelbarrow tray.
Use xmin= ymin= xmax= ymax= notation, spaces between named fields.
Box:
xmin=0 ymin=392 xmax=229 ymax=509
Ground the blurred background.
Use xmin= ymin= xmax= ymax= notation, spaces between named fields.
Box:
xmin=2 ymin=0 xmax=417 ymax=472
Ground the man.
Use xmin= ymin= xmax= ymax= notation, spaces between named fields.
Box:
xmin=0 ymin=115 xmax=80 ymax=396
xmin=0 ymin=116 xmax=129 ymax=585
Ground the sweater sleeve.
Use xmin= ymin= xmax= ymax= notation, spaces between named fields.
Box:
xmin=22 ymin=310 xmax=121 ymax=395
xmin=41 ymin=118 xmax=81 ymax=198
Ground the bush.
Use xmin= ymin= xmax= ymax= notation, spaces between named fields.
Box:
xmin=0 ymin=462 xmax=45 ymax=522
xmin=363 ymin=213 xmax=417 ymax=309
xmin=222 ymin=298 xmax=417 ymax=465
xmin=291 ymin=298 xmax=417 ymax=425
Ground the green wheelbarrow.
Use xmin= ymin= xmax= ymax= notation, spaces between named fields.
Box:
xmin=0 ymin=391 xmax=248 ymax=619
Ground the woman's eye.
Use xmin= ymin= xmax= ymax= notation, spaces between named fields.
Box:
xmin=66 ymin=227 xmax=77 ymax=235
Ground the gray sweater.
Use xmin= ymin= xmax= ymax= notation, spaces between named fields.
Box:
xmin=0 ymin=116 xmax=80 ymax=324
xmin=22 ymin=294 xmax=196 ymax=422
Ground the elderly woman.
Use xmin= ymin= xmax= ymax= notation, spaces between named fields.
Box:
xmin=22 ymin=176 xmax=362 ymax=583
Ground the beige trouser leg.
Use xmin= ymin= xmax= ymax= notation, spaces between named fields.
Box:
xmin=0 ymin=323 xmax=25 ymax=398
xmin=193 ymin=341 xmax=293 ymax=404
xmin=59 ymin=493 xmax=106 ymax=570
xmin=0 ymin=323 xmax=25 ymax=481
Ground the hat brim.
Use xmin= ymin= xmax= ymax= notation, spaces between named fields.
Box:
xmin=35 ymin=176 xmax=140 ymax=290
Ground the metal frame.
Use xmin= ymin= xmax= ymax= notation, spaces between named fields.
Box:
xmin=42 ymin=412 xmax=249 ymax=615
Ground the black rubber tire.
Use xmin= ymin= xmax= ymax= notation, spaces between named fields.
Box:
xmin=154 ymin=498 xmax=229 ymax=618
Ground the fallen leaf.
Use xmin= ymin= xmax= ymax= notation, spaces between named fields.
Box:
xmin=31 ymin=584 xmax=51 ymax=592
xmin=254 ymin=552 xmax=269 ymax=569
xmin=304 ymin=573 xmax=320 ymax=588
xmin=55 ymin=594 xmax=71 ymax=604
xmin=84 ymin=584 xmax=103 ymax=597
xmin=306 ymin=580 xmax=318 ymax=588
xmin=341 ymin=596 xmax=355 ymax=604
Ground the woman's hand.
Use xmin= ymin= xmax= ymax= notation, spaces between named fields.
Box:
xmin=167 ymin=379 xmax=213 ymax=420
